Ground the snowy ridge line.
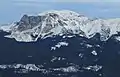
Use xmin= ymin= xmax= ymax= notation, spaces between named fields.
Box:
xmin=1 ymin=10 xmax=120 ymax=42
xmin=0 ymin=64 xmax=102 ymax=74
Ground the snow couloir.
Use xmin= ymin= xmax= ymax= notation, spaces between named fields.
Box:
xmin=1 ymin=10 xmax=120 ymax=42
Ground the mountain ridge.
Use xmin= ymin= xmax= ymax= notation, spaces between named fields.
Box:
xmin=1 ymin=10 xmax=120 ymax=42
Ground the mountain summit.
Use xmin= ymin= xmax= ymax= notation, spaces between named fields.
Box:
xmin=1 ymin=10 xmax=120 ymax=42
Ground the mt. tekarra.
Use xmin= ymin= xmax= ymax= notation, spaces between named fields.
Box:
xmin=1 ymin=10 xmax=120 ymax=42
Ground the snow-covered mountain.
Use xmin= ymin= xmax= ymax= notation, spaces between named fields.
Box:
xmin=1 ymin=10 xmax=120 ymax=42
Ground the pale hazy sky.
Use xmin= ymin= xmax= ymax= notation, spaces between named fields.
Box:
xmin=0 ymin=0 xmax=120 ymax=24
xmin=13 ymin=0 xmax=120 ymax=2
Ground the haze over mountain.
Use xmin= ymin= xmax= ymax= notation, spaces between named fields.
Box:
xmin=1 ymin=1 xmax=120 ymax=24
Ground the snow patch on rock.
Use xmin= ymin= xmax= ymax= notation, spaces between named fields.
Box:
xmin=91 ymin=50 xmax=98 ymax=56
xmin=51 ymin=41 xmax=69 ymax=50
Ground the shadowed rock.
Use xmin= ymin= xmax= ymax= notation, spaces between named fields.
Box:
xmin=17 ymin=15 xmax=43 ymax=31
